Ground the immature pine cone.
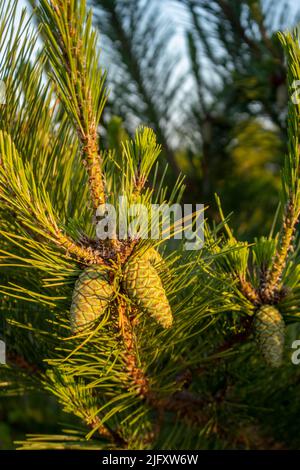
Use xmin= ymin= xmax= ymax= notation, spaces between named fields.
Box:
xmin=253 ymin=305 xmax=285 ymax=368
xmin=122 ymin=250 xmax=173 ymax=328
xmin=70 ymin=265 xmax=113 ymax=333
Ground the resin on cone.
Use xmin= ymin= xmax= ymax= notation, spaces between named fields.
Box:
xmin=71 ymin=265 xmax=113 ymax=333
xmin=122 ymin=251 xmax=173 ymax=328
xmin=253 ymin=304 xmax=285 ymax=367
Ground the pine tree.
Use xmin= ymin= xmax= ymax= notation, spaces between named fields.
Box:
xmin=1 ymin=0 xmax=300 ymax=450
xmin=89 ymin=0 xmax=298 ymax=237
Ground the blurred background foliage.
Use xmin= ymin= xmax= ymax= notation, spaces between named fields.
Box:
xmin=1 ymin=0 xmax=300 ymax=449
xmin=0 ymin=394 xmax=68 ymax=449
xmin=94 ymin=0 xmax=298 ymax=239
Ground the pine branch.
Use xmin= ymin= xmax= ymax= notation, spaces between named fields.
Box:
xmin=207 ymin=201 xmax=260 ymax=305
xmin=43 ymin=370 xmax=127 ymax=447
xmin=83 ymin=405 xmax=126 ymax=446
xmin=55 ymin=230 xmax=108 ymax=264
xmin=261 ymin=30 xmax=300 ymax=301
xmin=261 ymin=201 xmax=299 ymax=300
xmin=238 ymin=273 xmax=260 ymax=305
xmin=147 ymin=390 xmax=210 ymax=428
xmin=117 ymin=298 xmax=150 ymax=398
xmin=3 ymin=0 xmax=300 ymax=450
xmin=0 ymin=130 xmax=104 ymax=265
xmin=36 ymin=0 xmax=107 ymax=211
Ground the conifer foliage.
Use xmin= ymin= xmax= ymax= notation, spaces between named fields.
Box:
xmin=0 ymin=0 xmax=300 ymax=450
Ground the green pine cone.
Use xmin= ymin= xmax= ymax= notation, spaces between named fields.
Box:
xmin=70 ymin=265 xmax=113 ymax=333
xmin=253 ymin=305 xmax=285 ymax=368
xmin=122 ymin=252 xmax=173 ymax=328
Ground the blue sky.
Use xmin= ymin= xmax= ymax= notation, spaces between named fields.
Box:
xmin=17 ymin=0 xmax=27 ymax=14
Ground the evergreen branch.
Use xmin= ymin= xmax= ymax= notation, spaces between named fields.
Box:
xmin=3 ymin=0 xmax=299 ymax=450
xmin=208 ymin=200 xmax=260 ymax=305
xmin=15 ymin=433 xmax=112 ymax=450
xmin=54 ymin=230 xmax=105 ymax=265
xmin=147 ymin=390 xmax=210 ymax=428
xmin=36 ymin=0 xmax=107 ymax=211
xmin=117 ymin=298 xmax=149 ymax=398
xmin=44 ymin=371 xmax=126 ymax=446
xmin=83 ymin=407 xmax=126 ymax=446
xmin=213 ymin=316 xmax=254 ymax=355
xmin=0 ymin=130 xmax=104 ymax=265
xmin=168 ymin=316 xmax=254 ymax=401
xmin=261 ymin=30 xmax=300 ymax=301
xmin=121 ymin=127 xmax=162 ymax=203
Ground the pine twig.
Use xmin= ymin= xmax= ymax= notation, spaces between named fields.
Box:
xmin=261 ymin=30 xmax=300 ymax=301
xmin=48 ymin=0 xmax=107 ymax=211
xmin=85 ymin=412 xmax=126 ymax=447
xmin=238 ymin=275 xmax=261 ymax=305
xmin=54 ymin=229 xmax=106 ymax=265
xmin=117 ymin=298 xmax=149 ymax=398
xmin=78 ymin=109 xmax=106 ymax=211
xmin=261 ymin=199 xmax=299 ymax=301
xmin=5 ymin=203 xmax=106 ymax=266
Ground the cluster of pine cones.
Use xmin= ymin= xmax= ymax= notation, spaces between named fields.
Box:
xmin=70 ymin=248 xmax=286 ymax=368
xmin=70 ymin=247 xmax=172 ymax=333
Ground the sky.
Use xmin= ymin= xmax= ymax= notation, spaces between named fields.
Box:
xmin=17 ymin=0 xmax=27 ymax=16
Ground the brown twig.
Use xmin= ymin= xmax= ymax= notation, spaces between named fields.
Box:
xmin=78 ymin=105 xmax=106 ymax=211
xmin=238 ymin=275 xmax=261 ymax=305
xmin=1 ymin=196 xmax=107 ymax=267
xmin=117 ymin=298 xmax=149 ymax=398
xmin=146 ymin=388 xmax=219 ymax=431
xmin=213 ymin=316 xmax=254 ymax=355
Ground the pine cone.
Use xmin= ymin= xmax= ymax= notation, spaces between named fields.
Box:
xmin=143 ymin=247 xmax=164 ymax=266
xmin=140 ymin=247 xmax=169 ymax=275
xmin=253 ymin=305 xmax=285 ymax=367
xmin=70 ymin=265 xmax=113 ymax=333
xmin=122 ymin=251 xmax=173 ymax=328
